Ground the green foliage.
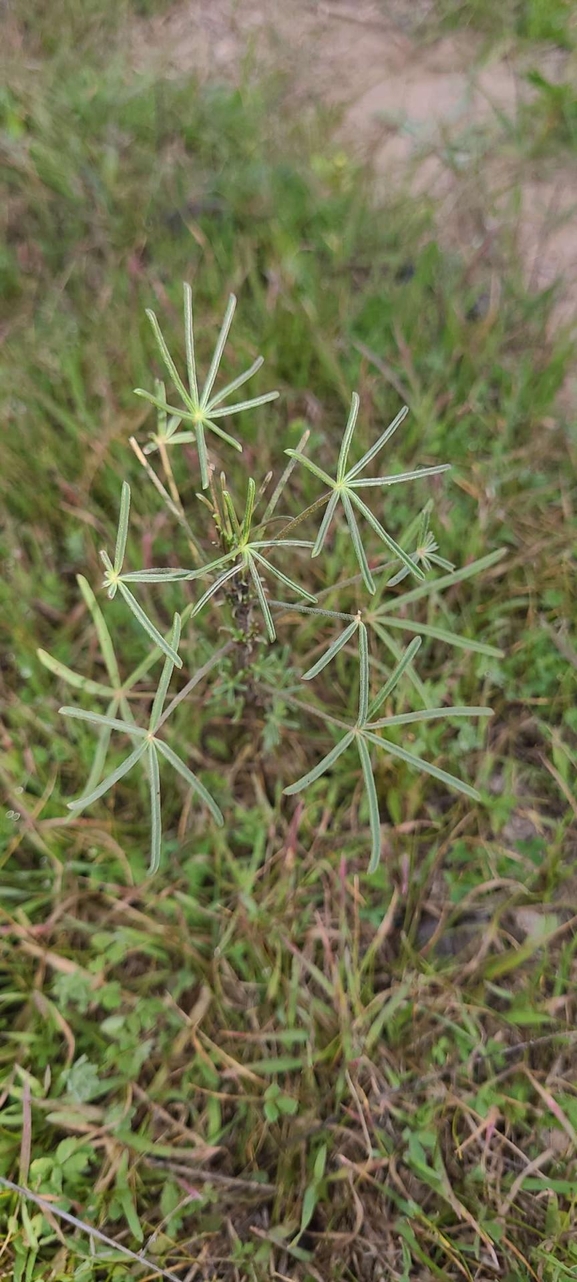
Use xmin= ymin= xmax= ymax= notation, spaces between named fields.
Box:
xmin=1 ymin=6 xmax=576 ymax=1281
xmin=524 ymin=69 xmax=577 ymax=151
xmin=46 ymin=289 xmax=494 ymax=876
xmin=437 ymin=0 xmax=576 ymax=47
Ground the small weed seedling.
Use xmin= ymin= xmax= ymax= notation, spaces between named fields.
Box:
xmin=41 ymin=287 xmax=500 ymax=873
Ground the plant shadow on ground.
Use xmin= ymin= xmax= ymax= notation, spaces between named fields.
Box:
xmin=0 ymin=2 xmax=576 ymax=1280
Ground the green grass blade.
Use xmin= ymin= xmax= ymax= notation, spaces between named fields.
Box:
xmin=350 ymin=490 xmax=424 ymax=580
xmin=66 ymin=741 xmax=147 ymax=812
xmin=301 ymin=616 xmax=360 ymax=681
xmin=284 ymin=731 xmax=355 ymax=794
xmin=37 ymin=649 xmax=113 ymax=698
xmin=191 ymin=563 xmax=242 ymax=617
xmin=351 ymin=463 xmax=451 ymax=488
xmin=149 ymin=614 xmax=181 ymax=732
xmin=145 ymin=309 xmax=193 ymax=411
xmin=284 ymin=450 xmax=334 ymax=489
xmin=337 ymin=391 xmax=360 ymax=482
xmin=247 ymin=555 xmax=276 ymax=641
xmin=206 ymin=356 xmax=264 ymax=411
xmin=379 ymin=548 xmax=507 ymax=613
xmin=368 ymin=705 xmax=494 ymax=730
xmin=358 ymin=620 xmax=370 ymax=724
xmin=155 ymin=738 xmax=224 ymax=825
xmin=114 ymin=481 xmax=131 ymax=575
xmin=362 ymin=728 xmax=480 ymax=801
xmin=373 ymin=614 xmax=504 ymax=657
xmin=209 ymin=390 xmax=280 ymax=419
xmin=117 ymin=582 xmax=182 ymax=668
xmin=368 ymin=636 xmax=422 ymax=718
xmin=77 ymin=575 xmax=121 ymax=689
xmin=59 ymin=706 xmax=147 ymax=736
xmin=183 ymin=283 xmax=199 ymax=405
xmin=312 ymin=489 xmax=340 ymax=558
xmin=346 ymin=405 xmax=409 ymax=480
xmin=357 ymin=736 xmax=381 ymax=873
xmin=251 ymin=551 xmax=317 ymax=604
xmin=201 ymin=294 xmax=236 ymax=408
xmin=342 ymin=491 xmax=375 ymax=593
xmin=147 ymin=743 xmax=162 ymax=875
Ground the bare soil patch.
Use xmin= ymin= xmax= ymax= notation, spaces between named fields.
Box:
xmin=132 ymin=0 xmax=577 ymax=341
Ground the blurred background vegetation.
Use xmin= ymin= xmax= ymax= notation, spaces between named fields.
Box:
xmin=1 ymin=1 xmax=576 ymax=1279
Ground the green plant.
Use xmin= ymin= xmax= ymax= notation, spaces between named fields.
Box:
xmin=40 ymin=285 xmax=496 ymax=874
xmin=524 ymin=69 xmax=577 ymax=151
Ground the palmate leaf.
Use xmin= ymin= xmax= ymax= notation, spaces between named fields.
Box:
xmin=39 ymin=570 xmax=166 ymax=801
xmin=286 ymin=393 xmax=448 ymax=592
xmin=99 ymin=481 xmax=198 ymax=666
xmin=187 ymin=537 xmax=317 ymax=643
xmin=135 ymin=286 xmax=279 ymax=487
xmin=60 ymin=613 xmax=222 ymax=871
xmin=285 ymin=633 xmax=492 ymax=871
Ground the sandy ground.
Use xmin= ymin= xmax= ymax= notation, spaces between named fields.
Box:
xmin=132 ymin=0 xmax=577 ymax=350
